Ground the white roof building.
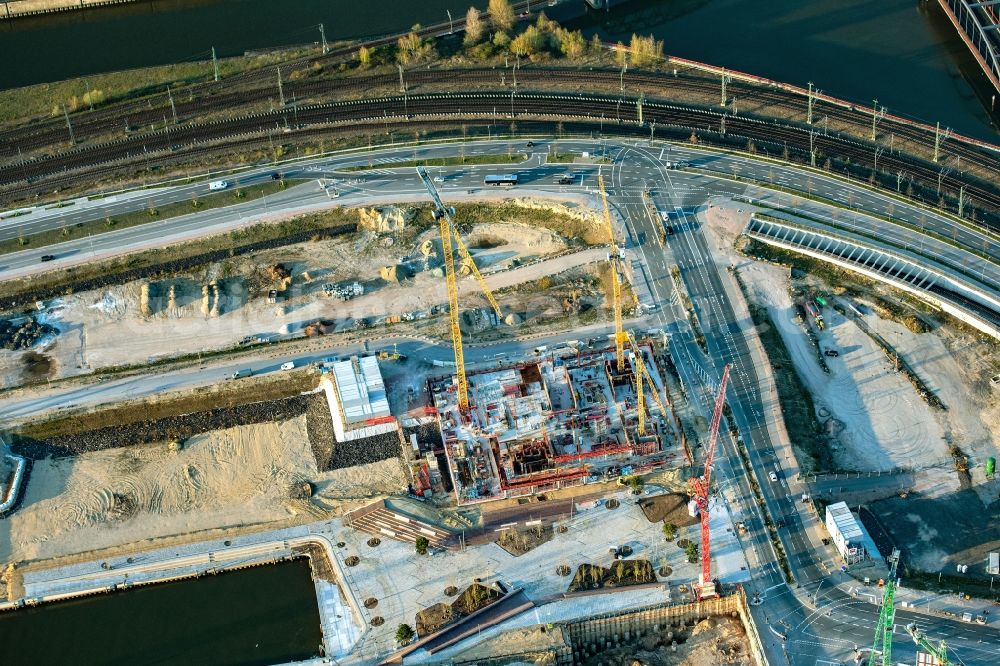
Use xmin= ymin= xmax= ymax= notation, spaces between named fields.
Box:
xmin=323 ymin=356 xmax=395 ymax=442
xmin=824 ymin=501 xmax=881 ymax=566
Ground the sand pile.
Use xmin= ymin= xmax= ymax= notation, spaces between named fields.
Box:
xmin=358 ymin=205 xmax=413 ymax=232
xmin=1 ymin=416 xmax=318 ymax=562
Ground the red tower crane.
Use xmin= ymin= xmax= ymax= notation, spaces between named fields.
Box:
xmin=689 ymin=363 xmax=731 ymax=600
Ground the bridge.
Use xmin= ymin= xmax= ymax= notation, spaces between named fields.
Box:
xmin=938 ymin=0 xmax=1000 ymax=94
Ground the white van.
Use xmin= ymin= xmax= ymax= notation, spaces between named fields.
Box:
xmin=209 ymin=180 xmax=230 ymax=191
xmin=280 ymin=361 xmax=295 ymax=371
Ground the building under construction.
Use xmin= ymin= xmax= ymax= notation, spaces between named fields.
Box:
xmin=429 ymin=341 xmax=686 ymax=504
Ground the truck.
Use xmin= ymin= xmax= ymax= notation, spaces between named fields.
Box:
xmin=209 ymin=180 xmax=230 ymax=191
xmin=231 ymin=368 xmax=253 ymax=379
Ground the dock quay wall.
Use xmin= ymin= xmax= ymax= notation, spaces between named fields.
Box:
xmin=564 ymin=590 xmax=767 ymax=666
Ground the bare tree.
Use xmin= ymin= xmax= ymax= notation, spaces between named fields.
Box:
xmin=488 ymin=0 xmax=515 ymax=32
xmin=464 ymin=7 xmax=484 ymax=45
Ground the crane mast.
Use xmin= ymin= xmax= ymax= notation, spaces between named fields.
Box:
xmin=625 ymin=330 xmax=669 ymax=434
xmin=689 ymin=363 xmax=731 ymax=599
xmin=598 ymin=174 xmax=626 ymax=371
xmin=868 ymin=548 xmax=901 ymax=666
xmin=416 ymin=167 xmax=502 ymax=413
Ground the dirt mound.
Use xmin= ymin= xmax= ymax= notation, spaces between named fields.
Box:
xmin=638 ymin=493 xmax=699 ymax=527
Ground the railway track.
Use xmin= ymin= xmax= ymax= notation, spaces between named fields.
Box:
xmin=5 ymin=62 xmax=996 ymax=179
xmin=2 ymin=89 xmax=998 ymax=234
xmin=4 ymin=65 xmax=998 ymax=216
xmin=0 ymin=0 xmax=537 ymax=151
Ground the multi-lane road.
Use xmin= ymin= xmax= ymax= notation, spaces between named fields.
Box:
xmin=2 ymin=139 xmax=998 ymax=289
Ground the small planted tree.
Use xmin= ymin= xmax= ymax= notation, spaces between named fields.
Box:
xmin=395 ymin=623 xmax=415 ymax=646
xmin=662 ymin=521 xmax=677 ymax=541
xmin=685 ymin=541 xmax=699 ymax=564
xmin=415 ymin=536 xmax=429 ymax=555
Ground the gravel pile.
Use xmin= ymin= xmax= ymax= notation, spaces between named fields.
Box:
xmin=323 ymin=430 xmax=402 ymax=470
xmin=14 ymin=396 xmax=309 ymax=460
xmin=304 ymin=393 xmax=336 ymax=468
xmin=0 ymin=317 xmax=56 ymax=350
xmin=304 ymin=393 xmax=403 ymax=471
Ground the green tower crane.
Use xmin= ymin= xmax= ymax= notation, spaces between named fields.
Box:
xmin=905 ymin=623 xmax=950 ymax=665
xmin=868 ymin=548 xmax=901 ymax=666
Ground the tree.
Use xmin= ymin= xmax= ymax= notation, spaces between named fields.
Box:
xmin=685 ymin=541 xmax=699 ymax=564
xmin=626 ymin=475 xmax=644 ymax=494
xmin=488 ymin=0 xmax=515 ymax=32
xmin=614 ymin=41 xmax=627 ymax=67
xmin=415 ymin=536 xmax=429 ymax=555
xmin=589 ymin=34 xmax=603 ymax=55
xmin=662 ymin=521 xmax=677 ymax=541
xmin=357 ymin=45 xmax=371 ymax=67
xmin=397 ymin=26 xmax=433 ymax=65
xmin=557 ymin=29 xmax=586 ymax=59
xmin=395 ymin=623 xmax=415 ymax=645
xmin=464 ymin=6 xmax=484 ymax=46
xmin=510 ymin=25 xmax=545 ymax=57
xmin=628 ymin=34 xmax=664 ymax=67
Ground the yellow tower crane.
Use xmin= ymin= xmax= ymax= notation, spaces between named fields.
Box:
xmin=626 ymin=330 xmax=670 ymax=434
xmin=417 ymin=167 xmax=502 ymax=413
xmin=598 ymin=173 xmax=626 ymax=371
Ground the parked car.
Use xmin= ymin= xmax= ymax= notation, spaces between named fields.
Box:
xmin=526 ymin=141 xmax=535 ymax=148
xmin=768 ymin=471 xmax=778 ymax=482
xmin=824 ymin=349 xmax=840 ymax=357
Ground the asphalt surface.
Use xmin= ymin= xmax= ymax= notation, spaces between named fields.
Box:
xmin=2 ymin=139 xmax=997 ymax=291
xmin=1 ymin=138 xmax=998 ymax=664
xmin=609 ymin=146 xmax=1000 ymax=665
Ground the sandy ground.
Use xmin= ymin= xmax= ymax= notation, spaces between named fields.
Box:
xmin=702 ymin=206 xmax=960 ymax=489
xmin=0 ymin=215 xmax=599 ymax=387
xmin=0 ymin=414 xmax=403 ymax=565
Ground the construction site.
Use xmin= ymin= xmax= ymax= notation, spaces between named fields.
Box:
xmin=429 ymin=341 xmax=682 ymax=504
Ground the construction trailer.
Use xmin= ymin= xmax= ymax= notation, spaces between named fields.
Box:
xmin=825 ymin=501 xmax=882 ymax=566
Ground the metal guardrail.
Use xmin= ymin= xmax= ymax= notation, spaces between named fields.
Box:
xmin=744 ymin=215 xmax=1000 ymax=339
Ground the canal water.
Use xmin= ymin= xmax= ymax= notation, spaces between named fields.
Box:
xmin=0 ymin=558 xmax=323 ymax=666
xmin=1 ymin=0 xmax=997 ymax=140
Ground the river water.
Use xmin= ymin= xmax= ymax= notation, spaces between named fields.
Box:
xmin=0 ymin=558 xmax=323 ymax=665
xmin=1 ymin=0 xmax=997 ymax=139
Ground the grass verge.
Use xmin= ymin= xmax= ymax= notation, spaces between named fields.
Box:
xmin=342 ymin=153 xmax=526 ymax=171
xmin=0 ymin=49 xmax=316 ymax=128
xmin=1 ymin=179 xmax=298 ymax=256
xmin=0 ymin=208 xmax=357 ymax=307
xmin=17 ymin=372 xmax=317 ymax=441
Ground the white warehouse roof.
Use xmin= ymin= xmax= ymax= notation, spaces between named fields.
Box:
xmin=332 ymin=356 xmax=391 ymax=425
xmin=827 ymin=502 xmax=864 ymax=542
